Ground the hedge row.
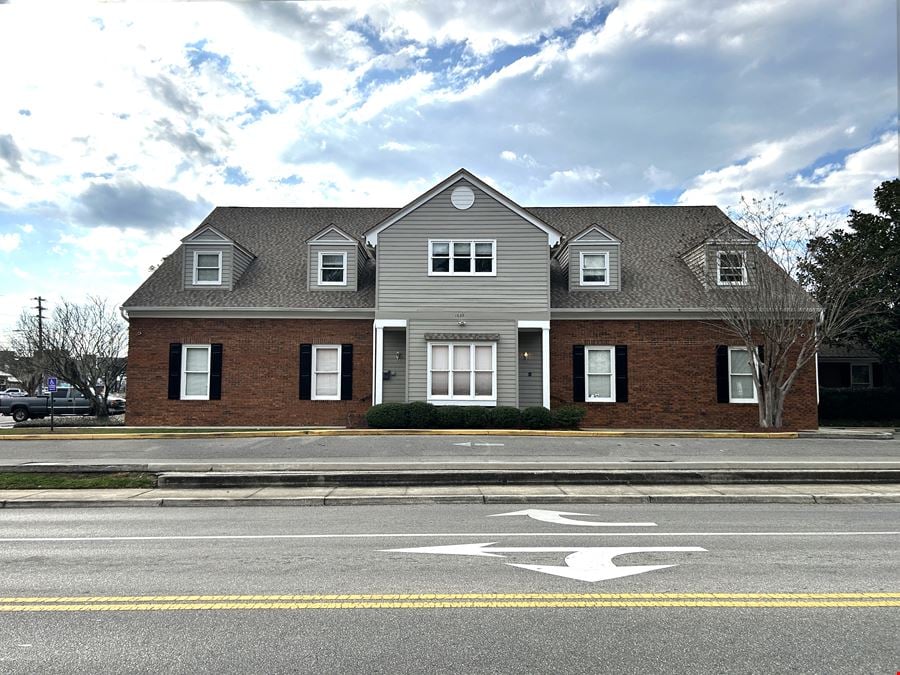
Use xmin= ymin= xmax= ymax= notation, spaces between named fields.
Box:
xmin=366 ymin=403 xmax=587 ymax=429
xmin=819 ymin=388 xmax=900 ymax=423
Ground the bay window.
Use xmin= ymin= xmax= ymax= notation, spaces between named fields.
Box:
xmin=428 ymin=342 xmax=495 ymax=403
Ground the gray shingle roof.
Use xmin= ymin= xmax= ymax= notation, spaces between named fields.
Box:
xmin=124 ymin=204 xmax=743 ymax=310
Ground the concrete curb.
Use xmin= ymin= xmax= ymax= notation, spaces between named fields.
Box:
xmin=2 ymin=493 xmax=899 ymax=508
xmin=0 ymin=428 xmax=802 ymax=441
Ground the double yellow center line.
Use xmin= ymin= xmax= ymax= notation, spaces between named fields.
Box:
xmin=0 ymin=593 xmax=897 ymax=611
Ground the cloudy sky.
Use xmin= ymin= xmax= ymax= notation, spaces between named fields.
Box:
xmin=0 ymin=0 xmax=896 ymax=342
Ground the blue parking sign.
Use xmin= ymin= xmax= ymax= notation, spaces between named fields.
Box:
xmin=47 ymin=377 xmax=58 ymax=393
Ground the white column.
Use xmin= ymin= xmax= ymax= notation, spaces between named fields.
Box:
xmin=542 ymin=325 xmax=550 ymax=409
xmin=374 ymin=324 xmax=384 ymax=405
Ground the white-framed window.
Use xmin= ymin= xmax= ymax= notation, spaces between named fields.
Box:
xmin=193 ymin=251 xmax=222 ymax=285
xmin=728 ymin=347 xmax=758 ymax=403
xmin=585 ymin=346 xmax=615 ymax=402
xmin=580 ymin=252 xmax=609 ymax=286
xmin=427 ymin=342 xmax=496 ymax=404
xmin=428 ymin=240 xmax=496 ymax=276
xmin=318 ymin=252 xmax=347 ymax=286
xmin=717 ymin=251 xmax=747 ymax=285
xmin=181 ymin=344 xmax=211 ymax=400
xmin=850 ymin=363 xmax=872 ymax=389
xmin=312 ymin=345 xmax=341 ymax=400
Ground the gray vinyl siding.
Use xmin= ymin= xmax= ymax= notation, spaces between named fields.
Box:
xmin=517 ymin=330 xmax=543 ymax=407
xmin=191 ymin=229 xmax=229 ymax=242
xmin=376 ymin=181 xmax=550 ymax=316
xmin=233 ymin=247 xmax=254 ymax=280
xmin=407 ymin=319 xmax=518 ymax=406
xmin=183 ymin=243 xmax=234 ymax=290
xmin=682 ymin=245 xmax=706 ymax=283
xmin=308 ymin=245 xmax=358 ymax=291
xmin=567 ymin=244 xmax=621 ymax=291
xmin=575 ymin=230 xmax=615 ymax=244
xmin=382 ymin=329 xmax=407 ymax=403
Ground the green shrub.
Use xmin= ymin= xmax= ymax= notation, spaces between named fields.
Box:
xmin=461 ymin=406 xmax=489 ymax=428
xmin=406 ymin=401 xmax=437 ymax=428
xmin=490 ymin=406 xmax=522 ymax=428
xmin=521 ymin=406 xmax=552 ymax=429
xmin=552 ymin=405 xmax=587 ymax=429
xmin=436 ymin=405 xmax=468 ymax=428
xmin=365 ymin=403 xmax=409 ymax=428
xmin=819 ymin=388 xmax=900 ymax=423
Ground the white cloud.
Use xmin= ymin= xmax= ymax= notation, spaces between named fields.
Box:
xmin=0 ymin=233 xmax=22 ymax=253
xmin=500 ymin=150 xmax=518 ymax=161
xmin=17 ymin=224 xmax=34 ymax=234
xmin=380 ymin=141 xmax=415 ymax=152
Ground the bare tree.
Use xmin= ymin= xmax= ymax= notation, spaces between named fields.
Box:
xmin=699 ymin=194 xmax=879 ymax=428
xmin=12 ymin=297 xmax=128 ymax=418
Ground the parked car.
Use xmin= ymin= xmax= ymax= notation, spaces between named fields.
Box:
xmin=0 ymin=388 xmax=126 ymax=423
xmin=0 ymin=388 xmax=28 ymax=397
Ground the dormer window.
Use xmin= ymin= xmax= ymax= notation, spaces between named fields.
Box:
xmin=580 ymin=252 xmax=609 ymax=286
xmin=319 ymin=253 xmax=347 ymax=286
xmin=429 ymin=240 xmax=495 ymax=276
xmin=193 ymin=252 xmax=222 ymax=285
xmin=717 ymin=251 xmax=747 ymax=285
xmin=319 ymin=252 xmax=347 ymax=285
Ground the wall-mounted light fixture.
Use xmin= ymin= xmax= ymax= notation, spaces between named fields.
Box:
xmin=457 ymin=320 xmax=467 ymax=327
xmin=395 ymin=351 xmax=403 ymax=360
xmin=521 ymin=351 xmax=529 ymax=361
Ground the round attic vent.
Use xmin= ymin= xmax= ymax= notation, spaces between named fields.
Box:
xmin=450 ymin=185 xmax=475 ymax=210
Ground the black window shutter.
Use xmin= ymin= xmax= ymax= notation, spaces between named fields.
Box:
xmin=573 ymin=345 xmax=585 ymax=402
xmin=716 ymin=345 xmax=729 ymax=403
xmin=167 ymin=343 xmax=182 ymax=400
xmin=872 ymin=363 xmax=884 ymax=388
xmin=299 ymin=344 xmax=312 ymax=400
xmin=838 ymin=362 xmax=851 ymax=388
xmin=209 ymin=344 xmax=223 ymax=400
xmin=340 ymin=344 xmax=353 ymax=400
xmin=615 ymin=345 xmax=628 ymax=402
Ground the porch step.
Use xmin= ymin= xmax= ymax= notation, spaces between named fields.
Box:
xmin=156 ymin=468 xmax=900 ymax=489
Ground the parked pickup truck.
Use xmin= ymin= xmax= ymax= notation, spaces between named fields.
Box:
xmin=0 ymin=387 xmax=126 ymax=423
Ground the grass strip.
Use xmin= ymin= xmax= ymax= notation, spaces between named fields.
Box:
xmin=0 ymin=472 xmax=155 ymax=489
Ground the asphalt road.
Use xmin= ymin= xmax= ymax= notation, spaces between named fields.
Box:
xmin=1 ymin=434 xmax=899 ymax=467
xmin=0 ymin=503 xmax=897 ymax=673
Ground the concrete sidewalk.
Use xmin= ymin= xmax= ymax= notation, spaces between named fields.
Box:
xmin=2 ymin=483 xmax=899 ymax=508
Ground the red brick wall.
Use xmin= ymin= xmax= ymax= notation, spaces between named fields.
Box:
xmin=549 ymin=320 xmax=818 ymax=430
xmin=127 ymin=318 xmax=373 ymax=426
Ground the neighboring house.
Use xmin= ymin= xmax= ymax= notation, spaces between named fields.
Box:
xmin=122 ymin=169 xmax=818 ymax=429
xmin=817 ymin=343 xmax=890 ymax=390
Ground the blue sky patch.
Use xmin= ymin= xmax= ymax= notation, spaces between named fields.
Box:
xmin=186 ymin=39 xmax=231 ymax=74
xmin=224 ymin=166 xmax=250 ymax=186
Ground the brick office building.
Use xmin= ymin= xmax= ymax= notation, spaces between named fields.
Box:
xmin=122 ymin=169 xmax=818 ymax=429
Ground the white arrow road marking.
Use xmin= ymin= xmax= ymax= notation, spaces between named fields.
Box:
xmin=487 ymin=509 xmax=657 ymax=527
xmin=384 ymin=543 xmax=706 ymax=582
xmin=452 ymin=442 xmax=505 ymax=447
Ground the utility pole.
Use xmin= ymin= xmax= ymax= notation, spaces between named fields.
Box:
xmin=33 ymin=296 xmax=46 ymax=391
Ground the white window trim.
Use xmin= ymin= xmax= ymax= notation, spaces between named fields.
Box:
xmin=427 ymin=239 xmax=497 ymax=277
xmin=728 ymin=346 xmax=758 ymax=403
xmin=426 ymin=342 xmax=497 ymax=405
xmin=312 ymin=344 xmax=342 ymax=401
xmin=180 ymin=344 xmax=211 ymax=401
xmin=584 ymin=346 xmax=616 ymax=403
xmin=318 ymin=251 xmax=348 ymax=286
xmin=193 ymin=251 xmax=222 ymax=286
xmin=580 ymin=251 xmax=610 ymax=286
xmin=716 ymin=251 xmax=748 ymax=286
